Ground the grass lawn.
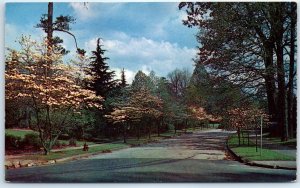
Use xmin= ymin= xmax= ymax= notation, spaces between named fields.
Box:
xmin=266 ymin=137 xmax=297 ymax=149
xmin=5 ymin=129 xmax=36 ymax=138
xmin=228 ymin=134 xmax=296 ymax=161
xmin=58 ymin=140 xmax=95 ymax=146
xmin=231 ymin=147 xmax=295 ymax=161
xmin=22 ymin=143 xmax=129 ymax=161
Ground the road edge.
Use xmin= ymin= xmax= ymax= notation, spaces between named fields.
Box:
xmin=225 ymin=137 xmax=297 ymax=170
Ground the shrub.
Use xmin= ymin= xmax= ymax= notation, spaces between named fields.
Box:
xmin=23 ymin=133 xmax=41 ymax=150
xmin=5 ymin=134 xmax=22 ymax=150
xmin=53 ymin=140 xmax=61 ymax=148
xmin=69 ymin=138 xmax=77 ymax=146
xmin=59 ymin=133 xmax=70 ymax=140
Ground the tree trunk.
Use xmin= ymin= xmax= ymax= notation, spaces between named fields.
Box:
xmin=47 ymin=2 xmax=53 ymax=49
xmin=148 ymin=122 xmax=152 ymax=139
xmin=287 ymin=3 xmax=296 ymax=138
xmin=174 ymin=123 xmax=177 ymax=134
xmin=157 ymin=119 xmax=160 ymax=137
xmin=123 ymin=123 xmax=127 ymax=143
xmin=237 ymin=128 xmax=241 ymax=146
xmin=137 ymin=123 xmax=140 ymax=140
xmin=263 ymin=43 xmax=277 ymax=121
xmin=274 ymin=7 xmax=287 ymax=141
xmin=44 ymin=147 xmax=50 ymax=155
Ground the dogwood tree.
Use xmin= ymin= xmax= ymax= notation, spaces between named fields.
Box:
xmin=106 ymin=88 xmax=163 ymax=142
xmin=228 ymin=107 xmax=268 ymax=145
xmin=5 ymin=36 xmax=102 ymax=154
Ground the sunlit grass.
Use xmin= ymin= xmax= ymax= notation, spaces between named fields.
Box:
xmin=5 ymin=129 xmax=36 ymax=138
xmin=231 ymin=147 xmax=295 ymax=161
xmin=228 ymin=134 xmax=296 ymax=161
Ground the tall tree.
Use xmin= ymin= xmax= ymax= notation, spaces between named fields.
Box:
xmin=287 ymin=3 xmax=297 ymax=138
xmin=36 ymin=2 xmax=84 ymax=55
xmin=179 ymin=2 xmax=296 ymax=140
xmin=86 ymin=38 xmax=116 ymax=98
xmin=131 ymin=70 xmax=151 ymax=92
xmin=167 ymin=68 xmax=191 ymax=98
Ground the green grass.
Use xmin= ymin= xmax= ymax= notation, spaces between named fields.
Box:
xmin=5 ymin=129 xmax=36 ymax=138
xmin=231 ymin=147 xmax=295 ymax=161
xmin=58 ymin=140 xmax=95 ymax=146
xmin=266 ymin=137 xmax=297 ymax=149
xmin=228 ymin=134 xmax=296 ymax=161
xmin=22 ymin=143 xmax=129 ymax=161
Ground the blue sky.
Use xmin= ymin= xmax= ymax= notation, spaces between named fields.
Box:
xmin=5 ymin=2 xmax=198 ymax=83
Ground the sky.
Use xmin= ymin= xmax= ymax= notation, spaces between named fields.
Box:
xmin=5 ymin=2 xmax=198 ymax=83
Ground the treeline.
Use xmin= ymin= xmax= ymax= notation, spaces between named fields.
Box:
xmin=5 ymin=35 xmax=226 ymax=148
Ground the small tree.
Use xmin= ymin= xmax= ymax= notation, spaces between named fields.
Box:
xmin=228 ymin=107 xmax=268 ymax=146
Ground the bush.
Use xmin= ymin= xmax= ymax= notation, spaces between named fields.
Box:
xmin=58 ymin=133 xmax=70 ymax=140
xmin=53 ymin=140 xmax=61 ymax=148
xmin=23 ymin=133 xmax=41 ymax=150
xmin=5 ymin=134 xmax=22 ymax=150
xmin=69 ymin=138 xmax=77 ymax=146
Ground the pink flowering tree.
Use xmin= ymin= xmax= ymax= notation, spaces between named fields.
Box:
xmin=5 ymin=36 xmax=102 ymax=154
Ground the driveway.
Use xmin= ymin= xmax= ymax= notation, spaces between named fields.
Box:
xmin=6 ymin=129 xmax=296 ymax=182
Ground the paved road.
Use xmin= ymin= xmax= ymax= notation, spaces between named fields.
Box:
xmin=6 ymin=129 xmax=296 ymax=183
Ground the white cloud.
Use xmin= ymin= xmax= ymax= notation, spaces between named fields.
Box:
xmin=69 ymin=2 xmax=124 ymax=21
xmin=69 ymin=2 xmax=95 ymax=21
xmin=5 ymin=23 xmax=45 ymax=51
xmin=85 ymin=32 xmax=197 ymax=80
xmin=112 ymin=67 xmax=135 ymax=84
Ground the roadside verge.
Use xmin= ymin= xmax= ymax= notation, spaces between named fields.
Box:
xmin=226 ymin=135 xmax=296 ymax=170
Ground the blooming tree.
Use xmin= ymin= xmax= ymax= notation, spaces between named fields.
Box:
xmin=5 ymin=36 xmax=102 ymax=154
xmin=228 ymin=107 xmax=268 ymax=145
xmin=106 ymin=88 xmax=163 ymax=142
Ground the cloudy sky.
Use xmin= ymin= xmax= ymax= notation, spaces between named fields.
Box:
xmin=5 ymin=2 xmax=198 ymax=83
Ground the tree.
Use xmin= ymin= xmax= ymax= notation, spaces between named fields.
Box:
xmin=106 ymin=88 xmax=163 ymax=142
xmin=36 ymin=2 xmax=85 ymax=55
xmin=167 ymin=68 xmax=191 ymax=98
xmin=179 ymin=2 xmax=297 ymax=140
xmin=131 ymin=70 xmax=151 ymax=92
xmin=86 ymin=38 xmax=117 ymax=98
xmin=120 ymin=68 xmax=127 ymax=88
xmin=227 ymin=107 xmax=268 ymax=146
xmin=5 ymin=37 xmax=102 ymax=155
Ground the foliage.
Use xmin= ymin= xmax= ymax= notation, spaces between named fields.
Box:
xmin=167 ymin=68 xmax=191 ymax=98
xmin=22 ymin=133 xmax=42 ymax=149
xmin=131 ymin=70 xmax=152 ymax=92
xmin=86 ymin=38 xmax=117 ymax=98
xmin=5 ymin=134 xmax=22 ymax=150
xmin=179 ymin=2 xmax=297 ymax=140
xmin=227 ymin=107 xmax=269 ymax=130
xmin=5 ymin=36 xmax=102 ymax=154
xmin=69 ymin=138 xmax=77 ymax=146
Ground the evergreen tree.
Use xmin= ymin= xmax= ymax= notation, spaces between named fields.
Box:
xmin=120 ymin=68 xmax=127 ymax=88
xmin=86 ymin=38 xmax=116 ymax=98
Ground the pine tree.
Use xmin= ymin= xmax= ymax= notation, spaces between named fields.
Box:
xmin=120 ymin=68 xmax=127 ymax=88
xmin=86 ymin=38 xmax=116 ymax=98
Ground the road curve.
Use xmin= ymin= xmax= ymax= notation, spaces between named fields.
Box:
xmin=6 ymin=129 xmax=296 ymax=183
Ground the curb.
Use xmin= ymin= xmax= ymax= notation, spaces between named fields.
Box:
xmin=225 ymin=138 xmax=297 ymax=170
xmin=6 ymin=145 xmax=131 ymax=170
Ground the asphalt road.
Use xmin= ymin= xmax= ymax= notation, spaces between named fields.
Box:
xmin=5 ymin=129 xmax=297 ymax=183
